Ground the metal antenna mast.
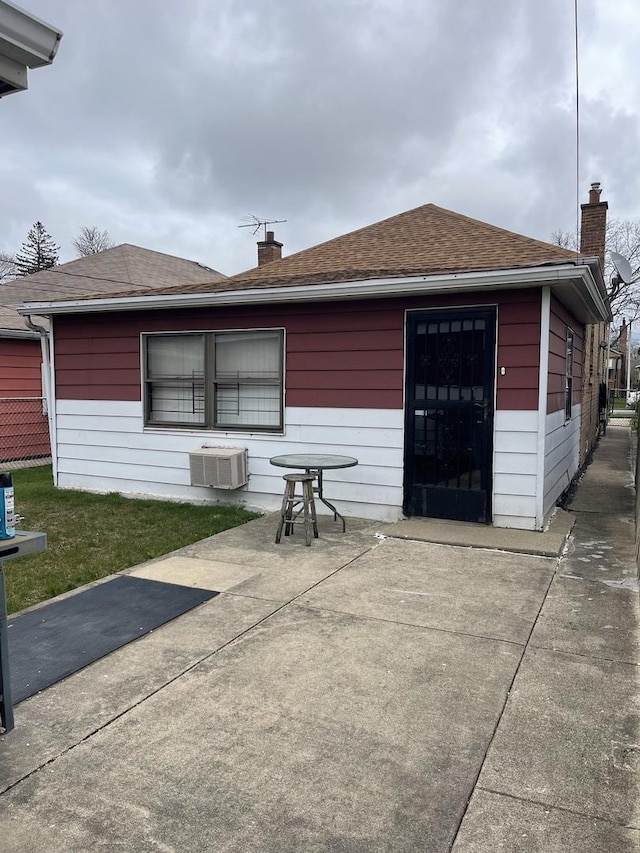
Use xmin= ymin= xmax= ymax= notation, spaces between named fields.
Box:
xmin=238 ymin=215 xmax=287 ymax=240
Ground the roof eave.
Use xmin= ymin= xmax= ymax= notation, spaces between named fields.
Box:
xmin=584 ymin=257 xmax=613 ymax=321
xmin=0 ymin=328 xmax=39 ymax=340
xmin=554 ymin=260 xmax=612 ymax=324
xmin=16 ymin=263 xmax=610 ymax=323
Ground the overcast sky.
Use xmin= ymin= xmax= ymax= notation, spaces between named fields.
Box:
xmin=2 ymin=0 xmax=640 ymax=276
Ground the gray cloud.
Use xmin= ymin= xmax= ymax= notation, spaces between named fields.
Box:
xmin=1 ymin=0 xmax=639 ymax=274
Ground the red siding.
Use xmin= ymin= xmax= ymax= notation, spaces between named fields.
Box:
xmin=0 ymin=338 xmax=43 ymax=396
xmin=498 ymin=323 xmax=540 ymax=346
xmin=287 ymin=370 xmax=400 ymax=390
xmin=288 ymin=350 xmax=404 ymax=371
xmin=53 ymin=288 xmax=544 ymax=411
xmin=0 ymin=339 xmax=49 ymax=460
xmin=496 ymin=292 xmax=541 ymax=410
xmin=547 ymin=296 xmax=585 ymax=415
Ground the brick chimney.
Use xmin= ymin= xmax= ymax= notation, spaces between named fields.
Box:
xmin=257 ymin=231 xmax=283 ymax=266
xmin=580 ymin=181 xmax=608 ymax=269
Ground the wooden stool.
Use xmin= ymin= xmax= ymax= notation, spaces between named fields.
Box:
xmin=275 ymin=473 xmax=318 ymax=546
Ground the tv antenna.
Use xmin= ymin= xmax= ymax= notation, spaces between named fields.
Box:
xmin=238 ymin=215 xmax=287 ymax=240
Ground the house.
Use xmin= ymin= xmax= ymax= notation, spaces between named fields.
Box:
xmin=607 ymin=344 xmax=624 ymax=397
xmin=0 ymin=245 xmax=225 ymax=463
xmin=18 ymin=189 xmax=611 ymax=530
xmin=0 ymin=304 xmax=49 ymax=462
xmin=609 ymin=321 xmax=632 ymax=398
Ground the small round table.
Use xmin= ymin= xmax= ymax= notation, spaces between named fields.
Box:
xmin=269 ymin=454 xmax=358 ymax=532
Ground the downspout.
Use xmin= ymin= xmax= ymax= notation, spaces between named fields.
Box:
xmin=24 ymin=315 xmax=57 ymax=485
xmin=535 ymin=287 xmax=551 ymax=529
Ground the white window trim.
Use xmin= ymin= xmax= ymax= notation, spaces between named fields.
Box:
xmin=565 ymin=327 xmax=574 ymax=421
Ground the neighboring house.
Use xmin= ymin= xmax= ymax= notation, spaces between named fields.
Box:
xmin=607 ymin=345 xmax=624 ymax=394
xmin=610 ymin=335 xmax=640 ymax=399
xmin=19 ymin=194 xmax=611 ymax=531
xmin=0 ymin=244 xmax=225 ymax=462
xmin=610 ymin=321 xmax=632 ymax=396
xmin=632 ymin=353 xmax=640 ymax=392
xmin=0 ymin=305 xmax=48 ymax=461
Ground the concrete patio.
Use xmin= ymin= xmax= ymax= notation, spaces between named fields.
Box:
xmin=0 ymin=428 xmax=638 ymax=851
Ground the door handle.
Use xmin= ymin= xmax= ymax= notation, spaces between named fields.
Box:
xmin=473 ymin=401 xmax=488 ymax=422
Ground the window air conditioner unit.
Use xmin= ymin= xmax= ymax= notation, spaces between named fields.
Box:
xmin=189 ymin=448 xmax=248 ymax=490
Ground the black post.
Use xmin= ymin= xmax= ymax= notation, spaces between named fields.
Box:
xmin=0 ymin=531 xmax=47 ymax=733
xmin=0 ymin=561 xmax=14 ymax=732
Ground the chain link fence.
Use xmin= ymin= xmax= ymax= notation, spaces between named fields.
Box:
xmin=608 ymin=387 xmax=639 ymax=408
xmin=606 ymin=388 xmax=637 ymax=428
xmin=0 ymin=397 xmax=51 ymax=469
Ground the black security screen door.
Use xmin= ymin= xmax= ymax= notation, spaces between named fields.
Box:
xmin=404 ymin=308 xmax=496 ymax=523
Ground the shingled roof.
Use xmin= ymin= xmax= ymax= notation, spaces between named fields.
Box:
xmin=0 ymin=244 xmax=226 ymax=334
xmin=131 ymin=202 xmax=580 ymax=299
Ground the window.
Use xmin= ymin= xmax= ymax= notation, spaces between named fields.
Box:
xmin=565 ymin=328 xmax=574 ymax=420
xmin=143 ymin=329 xmax=284 ymax=431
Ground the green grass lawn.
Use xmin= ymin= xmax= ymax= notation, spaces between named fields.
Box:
xmin=4 ymin=466 xmax=259 ymax=614
xmin=612 ymin=396 xmax=631 ymax=410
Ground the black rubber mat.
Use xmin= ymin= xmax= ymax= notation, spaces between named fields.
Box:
xmin=7 ymin=575 xmax=219 ymax=703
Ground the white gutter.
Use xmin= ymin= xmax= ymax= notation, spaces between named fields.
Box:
xmin=0 ymin=0 xmax=62 ymax=97
xmin=0 ymin=1 xmax=62 ymax=67
xmin=16 ymin=263 xmax=609 ymax=322
xmin=0 ymin=329 xmax=38 ymax=339
xmin=24 ymin=314 xmax=56 ymax=480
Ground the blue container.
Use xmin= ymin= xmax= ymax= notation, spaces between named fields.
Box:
xmin=0 ymin=472 xmax=15 ymax=539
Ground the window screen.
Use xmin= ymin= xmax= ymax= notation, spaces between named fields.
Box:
xmin=144 ymin=329 xmax=283 ymax=431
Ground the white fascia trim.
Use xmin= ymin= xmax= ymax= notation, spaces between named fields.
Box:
xmin=16 ymin=263 xmax=606 ymax=319
xmin=0 ymin=328 xmax=38 ymax=339
xmin=566 ymin=262 xmax=610 ymax=322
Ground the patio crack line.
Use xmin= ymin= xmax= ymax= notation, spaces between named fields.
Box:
xmin=387 ymin=538 xmax=561 ymax=560
xmin=294 ymin=601 xmax=529 ymax=649
xmin=447 ymin=553 xmax=560 ymax=851
xmin=526 ymin=641 xmax=640 ymax=668
xmin=0 ymin=543 xmax=375 ymax=796
xmin=474 ymin=785 xmax=640 ymax=832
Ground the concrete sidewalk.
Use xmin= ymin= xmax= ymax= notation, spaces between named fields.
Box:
xmin=0 ymin=429 xmax=638 ymax=851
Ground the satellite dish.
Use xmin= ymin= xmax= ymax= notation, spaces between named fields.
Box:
xmin=609 ymin=250 xmax=635 ymax=285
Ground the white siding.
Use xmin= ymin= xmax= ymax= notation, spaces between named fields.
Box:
xmin=55 ymin=400 xmax=405 ymax=522
xmin=493 ymin=410 xmax=539 ymax=530
xmin=543 ymin=404 xmax=581 ymax=520
xmin=56 ymin=400 xmax=566 ymax=530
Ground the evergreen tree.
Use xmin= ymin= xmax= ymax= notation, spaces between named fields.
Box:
xmin=15 ymin=222 xmax=60 ymax=276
